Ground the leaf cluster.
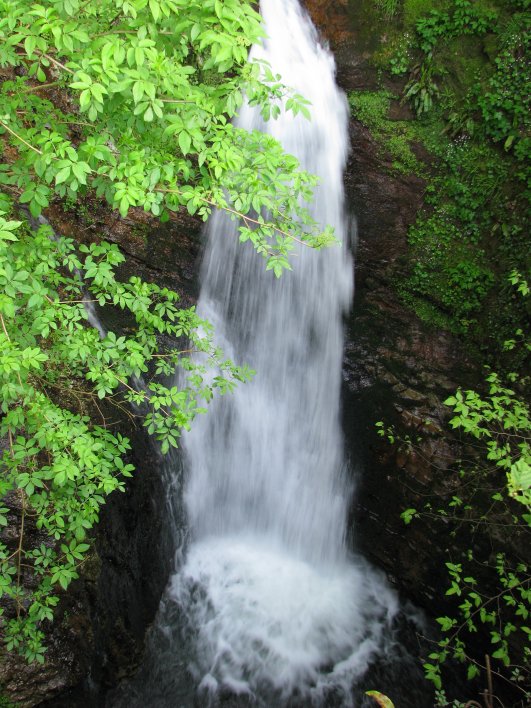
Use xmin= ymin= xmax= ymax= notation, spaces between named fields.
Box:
xmin=0 ymin=202 xmax=251 ymax=661
xmin=445 ymin=372 xmax=531 ymax=509
xmin=0 ymin=0 xmax=335 ymax=276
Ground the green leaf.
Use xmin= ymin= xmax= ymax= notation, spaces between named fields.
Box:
xmin=149 ymin=0 xmax=160 ymax=22
xmin=55 ymin=166 xmax=71 ymax=185
xmin=24 ymin=35 xmax=37 ymax=57
xmin=79 ymin=89 xmax=91 ymax=110
xmin=401 ymin=508 xmax=417 ymax=525
xmin=178 ymin=131 xmax=191 ymax=156
xmin=0 ymin=229 xmax=19 ymax=242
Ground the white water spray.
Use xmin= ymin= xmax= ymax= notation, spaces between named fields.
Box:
xmin=168 ymin=0 xmax=398 ymax=703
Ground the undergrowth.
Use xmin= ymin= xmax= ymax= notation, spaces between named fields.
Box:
xmin=352 ymin=0 xmax=530 ymax=369
xmin=360 ymin=0 xmax=531 ymax=704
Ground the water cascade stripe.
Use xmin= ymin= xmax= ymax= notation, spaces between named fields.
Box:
xmin=169 ymin=0 xmax=398 ymax=704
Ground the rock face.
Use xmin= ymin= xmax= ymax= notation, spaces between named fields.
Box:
xmin=303 ymin=0 xmax=480 ymax=608
xmin=342 ymin=117 xmax=471 ymax=606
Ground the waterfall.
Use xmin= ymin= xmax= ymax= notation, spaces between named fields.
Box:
xmin=163 ymin=0 xmax=398 ymax=704
xmin=183 ymin=0 xmax=352 ymax=566
xmin=109 ymin=1 xmax=400 ymax=705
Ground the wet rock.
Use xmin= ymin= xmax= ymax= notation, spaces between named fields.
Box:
xmin=302 ymin=0 xmax=484 ymax=613
xmin=0 ymin=588 xmax=92 ymax=706
xmin=394 ymin=386 xmax=427 ymax=403
xmin=46 ymin=201 xmax=202 ymax=309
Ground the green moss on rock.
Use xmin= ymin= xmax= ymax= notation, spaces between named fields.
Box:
xmin=348 ymin=90 xmax=424 ymax=175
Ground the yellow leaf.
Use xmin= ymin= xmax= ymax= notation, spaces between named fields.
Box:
xmin=365 ymin=691 xmax=395 ymax=708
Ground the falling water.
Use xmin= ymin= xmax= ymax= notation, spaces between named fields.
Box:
xmin=160 ymin=0 xmax=399 ymax=704
xmin=183 ymin=2 xmax=352 ymax=564
xmin=108 ymin=1 xmax=401 ymax=706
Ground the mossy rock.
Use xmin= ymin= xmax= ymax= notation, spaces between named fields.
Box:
xmin=403 ymin=0 xmax=451 ymax=27
xmin=435 ymin=34 xmax=493 ymax=100
xmin=348 ymin=89 xmax=425 ymax=175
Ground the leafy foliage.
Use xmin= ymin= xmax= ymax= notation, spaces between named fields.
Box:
xmin=404 ymin=61 xmax=440 ymax=115
xmin=0 ymin=208 xmax=252 ymax=662
xmin=414 ymin=0 xmax=497 ymax=56
xmin=0 ymin=0 xmax=334 ymax=275
xmin=426 ymin=553 xmax=530 ymax=704
xmin=397 ymin=0 xmax=530 ymax=155
xmin=0 ymin=0 xmax=329 ymax=664
xmin=446 ymin=373 xmax=531 ymax=508
xmin=398 ymin=42 xmax=528 ymax=358
xmin=429 ymin=367 xmax=530 ymax=700
xmin=397 ymin=0 xmax=498 ymax=117
xmin=378 ymin=355 xmax=531 ymax=702
xmin=474 ymin=27 xmax=530 ymax=152
xmin=376 ymin=265 xmax=530 ymax=702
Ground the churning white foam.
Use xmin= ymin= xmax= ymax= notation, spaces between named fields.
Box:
xmin=171 ymin=537 xmax=398 ymax=703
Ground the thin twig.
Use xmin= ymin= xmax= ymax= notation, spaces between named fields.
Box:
xmin=0 ymin=120 xmax=43 ymax=154
xmin=15 ymin=491 xmax=26 ymax=618
xmin=158 ymin=187 xmax=310 ymax=247
xmin=485 ymin=655 xmax=494 ymax=708
xmin=19 ymin=81 xmax=60 ymax=94
xmin=39 ymin=51 xmax=75 ymax=75
xmin=0 ymin=312 xmax=11 ymax=340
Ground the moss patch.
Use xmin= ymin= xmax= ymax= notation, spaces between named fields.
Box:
xmin=346 ymin=0 xmax=530 ymax=368
xmin=348 ymin=90 xmax=424 ymax=175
